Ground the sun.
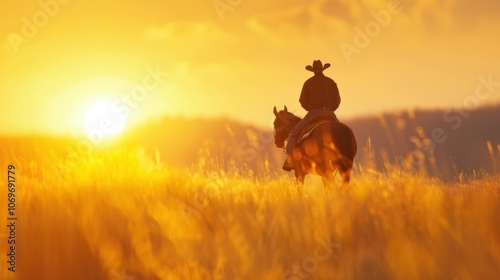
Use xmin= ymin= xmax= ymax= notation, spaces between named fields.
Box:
xmin=84 ymin=101 xmax=126 ymax=137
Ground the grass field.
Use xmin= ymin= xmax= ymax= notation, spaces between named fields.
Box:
xmin=1 ymin=144 xmax=499 ymax=280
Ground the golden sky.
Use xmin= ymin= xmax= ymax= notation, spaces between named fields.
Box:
xmin=1 ymin=0 xmax=499 ymax=135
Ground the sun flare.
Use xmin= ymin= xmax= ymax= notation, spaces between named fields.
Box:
xmin=84 ymin=101 xmax=126 ymax=137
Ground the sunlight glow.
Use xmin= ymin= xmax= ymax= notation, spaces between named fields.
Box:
xmin=84 ymin=101 xmax=126 ymax=137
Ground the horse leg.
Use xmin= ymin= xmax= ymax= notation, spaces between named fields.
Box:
xmin=339 ymin=168 xmax=352 ymax=192
xmin=295 ymin=169 xmax=305 ymax=184
xmin=321 ymin=168 xmax=336 ymax=191
xmin=294 ymin=170 xmax=305 ymax=196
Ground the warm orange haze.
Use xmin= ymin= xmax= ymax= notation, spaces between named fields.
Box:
xmin=1 ymin=0 xmax=500 ymax=134
xmin=1 ymin=0 xmax=500 ymax=279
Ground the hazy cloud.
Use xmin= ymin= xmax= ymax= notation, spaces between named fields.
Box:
xmin=246 ymin=0 xmax=500 ymax=40
xmin=247 ymin=0 xmax=360 ymax=41
xmin=144 ymin=20 xmax=234 ymax=44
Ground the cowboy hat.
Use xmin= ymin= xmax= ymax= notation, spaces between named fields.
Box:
xmin=305 ymin=60 xmax=331 ymax=72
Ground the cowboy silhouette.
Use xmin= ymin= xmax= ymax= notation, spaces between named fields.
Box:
xmin=283 ymin=60 xmax=341 ymax=171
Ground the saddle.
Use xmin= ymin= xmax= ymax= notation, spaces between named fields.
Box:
xmin=297 ymin=114 xmax=338 ymax=143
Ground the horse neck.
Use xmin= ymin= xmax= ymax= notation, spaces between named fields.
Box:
xmin=286 ymin=115 xmax=302 ymax=133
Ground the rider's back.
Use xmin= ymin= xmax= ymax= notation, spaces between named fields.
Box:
xmin=299 ymin=73 xmax=341 ymax=111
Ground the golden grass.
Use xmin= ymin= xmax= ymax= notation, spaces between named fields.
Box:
xmin=0 ymin=147 xmax=499 ymax=280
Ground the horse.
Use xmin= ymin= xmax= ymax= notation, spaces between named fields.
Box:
xmin=273 ymin=106 xmax=357 ymax=187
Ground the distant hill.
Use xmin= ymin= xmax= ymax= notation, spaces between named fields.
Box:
xmin=119 ymin=117 xmax=282 ymax=175
xmin=2 ymin=104 xmax=499 ymax=181
xmin=347 ymin=104 xmax=500 ymax=179
xmin=118 ymin=104 xmax=500 ymax=180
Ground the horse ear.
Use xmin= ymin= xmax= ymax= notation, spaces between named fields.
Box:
xmin=284 ymin=106 xmax=288 ymax=112
xmin=273 ymin=106 xmax=278 ymax=116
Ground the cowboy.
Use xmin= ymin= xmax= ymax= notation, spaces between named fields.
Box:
xmin=283 ymin=60 xmax=341 ymax=171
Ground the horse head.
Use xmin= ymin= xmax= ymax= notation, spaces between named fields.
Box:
xmin=272 ymin=106 xmax=300 ymax=148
